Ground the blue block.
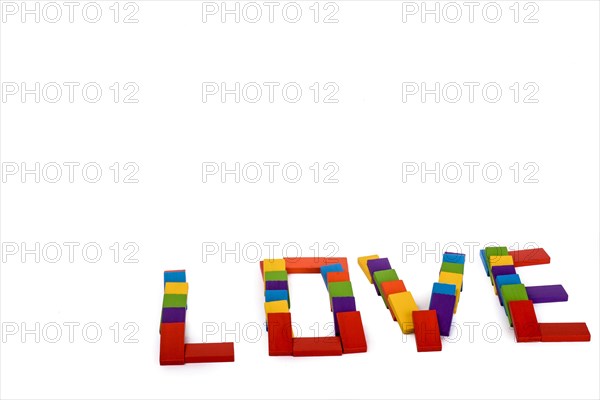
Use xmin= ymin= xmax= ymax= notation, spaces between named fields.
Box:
xmin=443 ymin=252 xmax=466 ymax=265
xmin=432 ymin=282 xmax=457 ymax=297
xmin=479 ymin=249 xmax=490 ymax=276
xmin=164 ymin=270 xmax=186 ymax=286
xmin=265 ymin=290 xmax=290 ymax=307
xmin=496 ymin=274 xmax=521 ymax=306
xmin=320 ymin=263 xmax=344 ymax=285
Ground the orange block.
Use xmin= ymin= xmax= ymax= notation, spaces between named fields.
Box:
xmin=327 ymin=271 xmax=350 ymax=283
xmin=284 ymin=257 xmax=349 ymax=274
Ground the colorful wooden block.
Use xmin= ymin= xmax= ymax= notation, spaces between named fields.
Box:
xmin=357 ymin=255 xmax=379 ymax=283
xmin=327 ymin=271 xmax=350 ymax=284
xmin=496 ymin=274 xmax=522 ymax=306
xmin=265 ymin=280 xmax=288 ymax=291
xmin=501 ymin=284 xmax=529 ymax=325
xmin=480 ymin=249 xmax=490 ymax=276
xmin=320 ymin=263 xmax=344 ymax=285
xmin=161 ymin=307 xmax=186 ymax=324
xmin=267 ymin=312 xmax=293 ymax=356
xmin=332 ymin=296 xmax=357 ymax=335
xmin=381 ymin=280 xmax=407 ymax=320
xmin=440 ymin=261 xmax=464 ymax=275
xmin=337 ymin=311 xmax=367 ymax=353
xmin=159 ymin=322 xmax=185 ymax=365
xmin=163 ymin=294 xmax=187 ymax=308
xmin=489 ymin=255 xmax=514 ymax=268
xmin=388 ymin=291 xmax=419 ymax=334
xmin=438 ymin=271 xmax=462 ymax=313
xmin=264 ymin=300 xmax=289 ymax=319
xmin=526 ymin=285 xmax=568 ymax=303
xmin=373 ymin=269 xmax=399 ymax=307
xmin=443 ymin=252 xmax=465 ymax=264
xmin=539 ymin=322 xmax=591 ymax=342
xmin=367 ymin=258 xmax=392 ymax=295
xmin=509 ymin=248 xmax=550 ymax=267
xmin=432 ymin=282 xmax=456 ymax=297
xmin=328 ymin=281 xmax=354 ymax=303
xmin=292 ymin=337 xmax=343 ymax=356
xmin=164 ymin=270 xmax=186 ymax=286
xmin=428 ymin=292 xmax=455 ymax=336
xmin=164 ymin=282 xmax=189 ymax=295
xmin=184 ymin=342 xmax=235 ymax=363
xmin=284 ymin=257 xmax=348 ymax=274
xmin=509 ymin=300 xmax=541 ymax=342
xmin=265 ymin=290 xmax=290 ymax=307
xmin=491 ymin=265 xmax=517 ymax=295
xmin=265 ymin=270 xmax=288 ymax=282
xmin=413 ymin=310 xmax=442 ymax=352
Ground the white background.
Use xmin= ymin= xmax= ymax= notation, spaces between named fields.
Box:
xmin=1 ymin=1 xmax=599 ymax=399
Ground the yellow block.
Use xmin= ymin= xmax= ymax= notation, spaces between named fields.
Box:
xmin=388 ymin=291 xmax=419 ymax=334
xmin=164 ymin=282 xmax=189 ymax=295
xmin=490 ymin=256 xmax=514 ymax=294
xmin=357 ymin=255 xmax=379 ymax=284
xmin=263 ymin=258 xmax=286 ymax=277
xmin=439 ymin=271 xmax=463 ymax=314
xmin=264 ymin=300 xmax=289 ymax=319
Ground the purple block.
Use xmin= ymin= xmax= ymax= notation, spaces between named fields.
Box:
xmin=162 ymin=307 xmax=186 ymax=323
xmin=429 ymin=292 xmax=455 ymax=336
xmin=526 ymin=285 xmax=568 ymax=303
xmin=367 ymin=258 xmax=392 ymax=296
xmin=265 ymin=280 xmax=288 ymax=291
xmin=332 ymin=296 xmax=356 ymax=335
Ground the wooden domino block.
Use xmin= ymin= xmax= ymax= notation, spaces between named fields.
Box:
xmin=509 ymin=300 xmax=541 ymax=342
xmin=184 ymin=342 xmax=235 ymax=363
xmin=373 ymin=269 xmax=399 ymax=307
xmin=501 ymin=284 xmax=529 ymax=326
xmin=265 ymin=290 xmax=290 ymax=307
xmin=164 ymin=270 xmax=186 ymax=286
xmin=264 ymin=300 xmax=289 ymax=320
xmin=328 ymin=281 xmax=354 ymax=304
xmin=159 ymin=322 xmax=185 ymax=365
xmin=388 ymin=291 xmax=419 ymax=334
xmin=164 ymin=282 xmax=189 ymax=295
xmin=509 ymin=248 xmax=550 ymax=267
xmin=263 ymin=259 xmax=286 ymax=281
xmin=337 ymin=311 xmax=367 ymax=353
xmin=357 ymin=255 xmax=379 ymax=283
xmin=320 ymin=264 xmax=344 ymax=285
xmin=381 ymin=280 xmax=407 ymax=320
xmin=442 ymin=252 xmax=465 ymax=264
xmin=292 ymin=337 xmax=342 ymax=356
xmin=284 ymin=257 xmax=348 ymax=274
xmin=267 ymin=312 xmax=293 ymax=356
xmin=163 ymin=294 xmax=187 ymax=308
xmin=429 ymin=293 xmax=455 ymax=337
xmin=327 ymin=271 xmax=350 ymax=284
xmin=438 ymin=272 xmax=462 ymax=313
xmin=413 ymin=310 xmax=442 ymax=352
xmin=539 ymin=322 xmax=591 ymax=342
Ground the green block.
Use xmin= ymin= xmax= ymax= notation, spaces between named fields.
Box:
xmin=265 ymin=270 xmax=288 ymax=281
xmin=328 ymin=281 xmax=353 ymax=302
xmin=440 ymin=262 xmax=464 ymax=275
xmin=163 ymin=293 xmax=187 ymax=308
xmin=485 ymin=246 xmax=508 ymax=283
xmin=501 ymin=284 xmax=529 ymax=326
xmin=373 ymin=269 xmax=399 ymax=308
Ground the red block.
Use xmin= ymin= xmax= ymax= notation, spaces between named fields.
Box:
xmin=327 ymin=271 xmax=350 ymax=284
xmin=381 ymin=280 xmax=406 ymax=320
xmin=267 ymin=312 xmax=293 ymax=356
xmin=337 ymin=311 xmax=367 ymax=354
xmin=284 ymin=257 xmax=349 ymax=274
xmin=412 ymin=310 xmax=442 ymax=352
xmin=184 ymin=342 xmax=235 ymax=363
xmin=160 ymin=322 xmax=185 ymax=365
xmin=508 ymin=248 xmax=550 ymax=267
xmin=292 ymin=337 xmax=342 ymax=356
xmin=509 ymin=300 xmax=541 ymax=342
xmin=539 ymin=323 xmax=591 ymax=342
